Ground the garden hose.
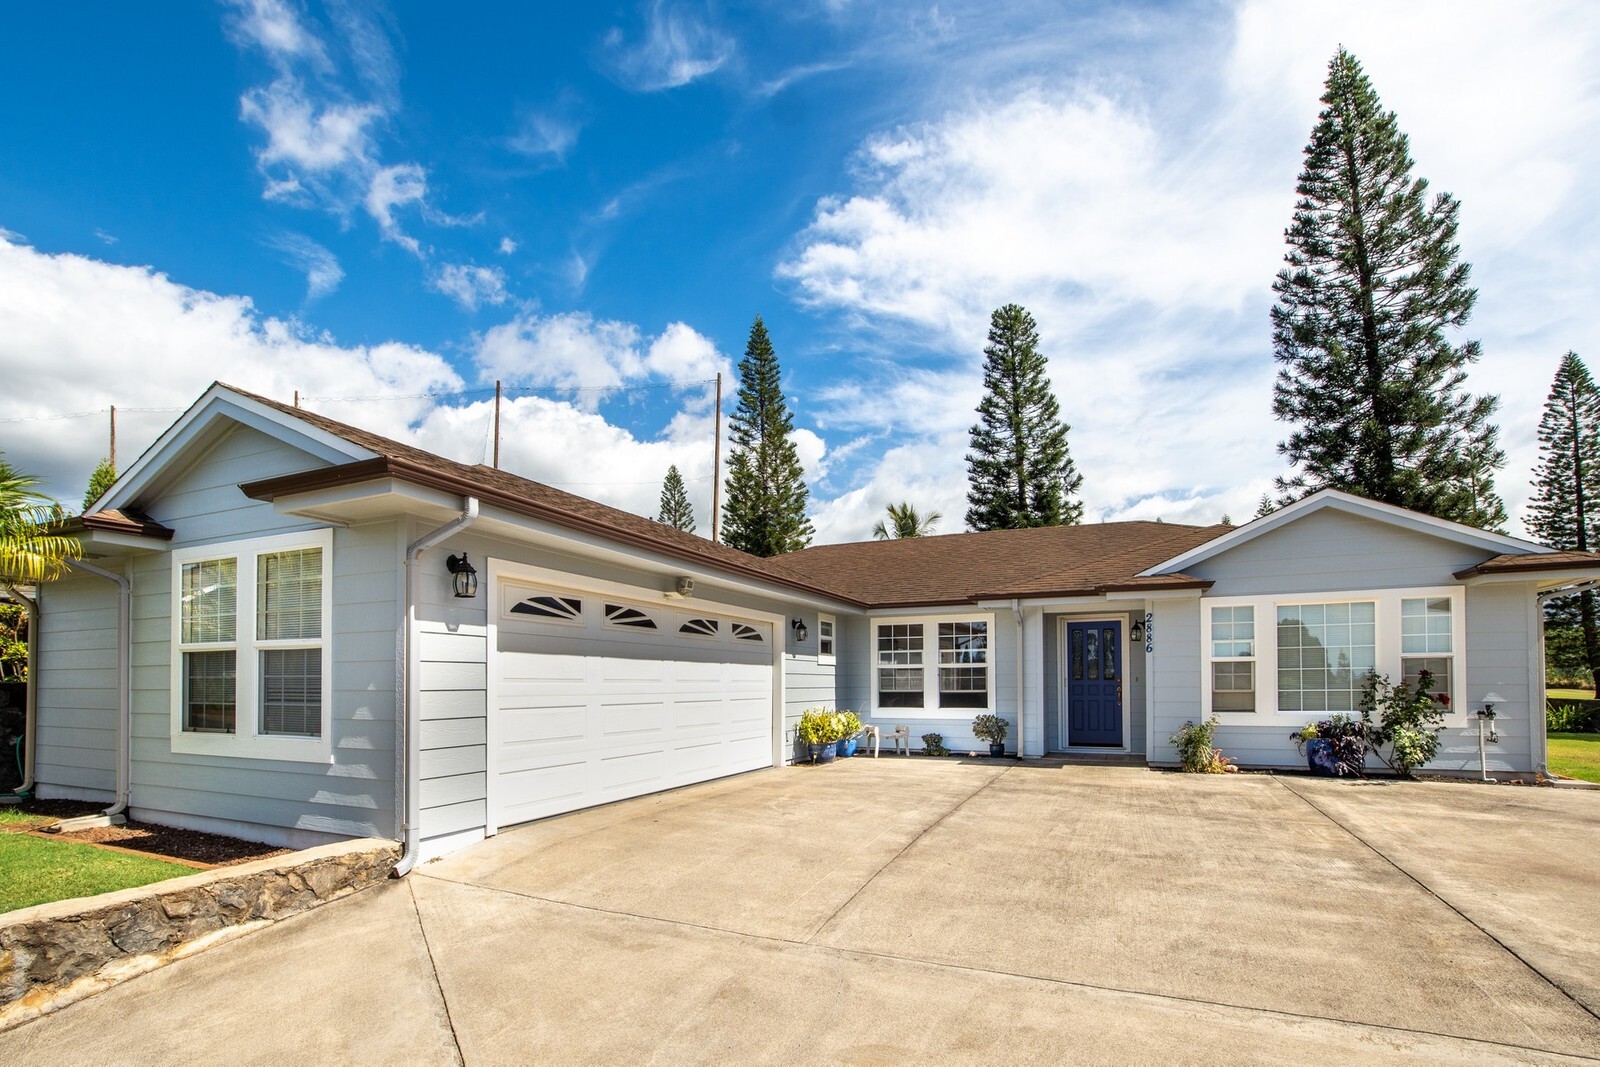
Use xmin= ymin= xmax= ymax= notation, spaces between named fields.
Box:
xmin=2 ymin=735 xmax=26 ymax=799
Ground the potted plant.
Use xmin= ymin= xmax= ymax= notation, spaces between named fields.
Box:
xmin=971 ymin=713 xmax=1008 ymax=757
xmin=835 ymin=711 xmax=863 ymax=758
xmin=798 ymin=708 xmax=839 ymax=764
xmin=1291 ymin=713 xmax=1367 ymax=776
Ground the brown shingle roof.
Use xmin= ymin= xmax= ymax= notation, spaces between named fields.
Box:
xmin=1454 ymin=550 xmax=1600 ymax=579
xmin=63 ymin=509 xmax=175 ymax=541
xmin=224 ymin=385 xmax=865 ymax=606
xmin=765 ymin=522 xmax=1228 ymax=608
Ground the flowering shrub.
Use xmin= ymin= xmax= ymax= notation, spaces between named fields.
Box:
xmin=1361 ymin=670 xmax=1446 ymax=777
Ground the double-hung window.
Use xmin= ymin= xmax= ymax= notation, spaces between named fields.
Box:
xmin=172 ymin=530 xmax=333 ymax=761
xmin=817 ymin=614 xmax=836 ymax=665
xmin=874 ymin=615 xmax=993 ymax=714
xmin=1209 ymin=606 xmax=1256 ymax=712
xmin=1401 ymin=597 xmax=1453 ymax=705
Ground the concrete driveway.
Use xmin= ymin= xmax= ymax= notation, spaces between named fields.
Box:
xmin=4 ymin=760 xmax=1600 ymax=1064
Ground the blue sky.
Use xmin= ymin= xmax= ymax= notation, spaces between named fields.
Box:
xmin=2 ymin=1 xmax=1598 ymax=541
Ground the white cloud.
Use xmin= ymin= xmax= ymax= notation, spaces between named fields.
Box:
xmin=229 ymin=0 xmax=461 ymax=264
xmin=363 ymin=164 xmax=428 ymax=255
xmin=429 ymin=263 xmax=509 ymax=311
xmin=225 ymin=0 xmax=331 ymax=70
xmin=508 ymin=93 xmax=585 ymax=162
xmin=270 ymin=232 xmax=345 ymax=301
xmin=472 ymin=312 xmax=732 ymax=401
xmin=778 ymin=1 xmax=1600 ymax=540
xmin=498 ymin=236 xmax=518 ymax=255
xmin=0 ymin=236 xmax=458 ymax=504
xmin=601 ymin=1 xmax=735 ymax=92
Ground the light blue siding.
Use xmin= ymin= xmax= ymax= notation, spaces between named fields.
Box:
xmin=1186 ymin=509 xmax=1493 ymax=595
xmin=849 ymin=609 xmax=1020 ymax=755
xmin=1147 ymin=509 xmax=1544 ymax=772
xmin=34 ymin=573 xmax=119 ymax=798
xmin=50 ymin=422 xmax=405 ymax=849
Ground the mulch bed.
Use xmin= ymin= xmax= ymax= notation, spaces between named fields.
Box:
xmin=4 ymin=800 xmax=291 ymax=868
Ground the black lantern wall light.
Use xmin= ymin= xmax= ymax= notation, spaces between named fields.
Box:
xmin=791 ymin=618 xmax=808 ymax=643
xmin=446 ymin=553 xmax=479 ymax=598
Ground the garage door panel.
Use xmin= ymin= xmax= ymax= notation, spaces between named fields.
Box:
xmin=500 ymin=705 xmax=588 ymax=745
xmin=492 ymin=579 xmax=774 ymax=832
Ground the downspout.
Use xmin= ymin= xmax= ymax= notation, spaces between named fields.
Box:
xmin=67 ymin=560 xmax=132 ymax=819
xmin=2 ymin=586 xmax=39 ymax=798
xmin=1012 ymin=599 xmax=1024 ymax=759
xmin=393 ymin=497 xmax=479 ymax=877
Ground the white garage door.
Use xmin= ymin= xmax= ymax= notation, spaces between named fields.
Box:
xmin=489 ymin=577 xmax=775 ymax=832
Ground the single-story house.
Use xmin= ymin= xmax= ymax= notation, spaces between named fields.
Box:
xmin=25 ymin=383 xmax=1600 ymax=865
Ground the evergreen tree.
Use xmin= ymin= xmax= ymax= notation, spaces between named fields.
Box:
xmin=965 ymin=304 xmax=1083 ymax=530
xmin=1271 ymin=48 xmax=1505 ymax=527
xmin=873 ymin=502 xmax=941 ymax=540
xmin=721 ymin=317 xmax=813 ymax=556
xmin=1528 ymin=352 xmax=1600 ymax=694
xmin=83 ymin=456 xmax=116 ymax=511
xmin=1255 ymin=494 xmax=1275 ymax=519
xmin=656 ymin=464 xmax=696 ymax=533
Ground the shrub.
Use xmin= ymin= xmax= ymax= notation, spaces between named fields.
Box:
xmin=1360 ymin=671 xmax=1446 ymax=777
xmin=971 ymin=713 xmax=1008 ymax=745
xmin=797 ymin=708 xmax=840 ymax=746
xmin=1169 ymin=717 xmax=1232 ymax=773
xmin=1548 ymin=699 xmax=1600 ymax=733
xmin=921 ymin=732 xmax=948 ymax=756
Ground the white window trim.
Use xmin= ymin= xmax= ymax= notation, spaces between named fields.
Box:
xmin=817 ymin=613 xmax=837 ymax=666
xmin=169 ymin=529 xmax=334 ymax=763
xmin=871 ymin=612 xmax=996 ymax=720
xmin=1199 ymin=586 xmax=1467 ymax=725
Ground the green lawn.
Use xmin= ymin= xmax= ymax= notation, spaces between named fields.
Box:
xmin=0 ymin=834 xmax=194 ymax=914
xmin=0 ymin=806 xmax=60 ymax=831
xmin=1548 ymin=687 xmax=1596 ymax=701
xmin=1549 ymin=732 xmax=1600 ymax=784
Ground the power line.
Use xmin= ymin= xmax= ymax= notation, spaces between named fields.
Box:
xmin=0 ymin=406 xmax=182 ymax=424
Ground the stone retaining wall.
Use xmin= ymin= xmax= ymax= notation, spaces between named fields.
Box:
xmin=0 ymin=838 xmax=398 ymax=1028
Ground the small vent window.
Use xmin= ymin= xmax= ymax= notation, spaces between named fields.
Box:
xmin=511 ymin=594 xmax=583 ymax=621
xmin=605 ymin=604 xmax=658 ymax=629
xmin=679 ymin=618 xmax=719 ymax=637
xmin=732 ymin=622 xmax=763 ymax=642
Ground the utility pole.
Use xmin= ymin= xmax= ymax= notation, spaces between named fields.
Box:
xmin=493 ymin=380 xmax=502 ymax=469
xmin=294 ymin=390 xmax=300 ymax=408
xmin=109 ymin=405 xmax=116 ymax=469
xmin=711 ymin=372 xmax=722 ymax=543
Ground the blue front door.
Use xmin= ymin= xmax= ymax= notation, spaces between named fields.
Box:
xmin=1066 ymin=621 xmax=1122 ymax=747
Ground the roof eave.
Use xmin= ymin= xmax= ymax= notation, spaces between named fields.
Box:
xmin=240 ymin=459 xmax=868 ymax=610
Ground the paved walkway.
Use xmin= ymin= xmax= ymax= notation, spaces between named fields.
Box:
xmin=4 ymin=761 xmax=1599 ymax=1064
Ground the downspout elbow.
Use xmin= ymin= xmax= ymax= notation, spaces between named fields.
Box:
xmin=394 ymin=497 xmax=480 ymax=877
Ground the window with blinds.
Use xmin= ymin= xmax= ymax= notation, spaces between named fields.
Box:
xmin=171 ymin=530 xmax=331 ymax=758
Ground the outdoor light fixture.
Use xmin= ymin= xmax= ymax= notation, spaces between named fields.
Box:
xmin=791 ymin=618 xmax=808 ymax=643
xmin=445 ymin=553 xmax=479 ymax=599
xmin=1130 ymin=618 xmax=1145 ymax=643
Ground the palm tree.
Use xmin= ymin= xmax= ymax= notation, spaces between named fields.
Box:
xmin=873 ymin=502 xmax=942 ymax=540
xmin=0 ymin=454 xmax=80 ymax=585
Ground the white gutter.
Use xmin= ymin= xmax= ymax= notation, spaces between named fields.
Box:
xmin=66 ymin=560 xmax=132 ymax=819
xmin=4 ymin=586 xmax=39 ymax=796
xmin=393 ymin=497 xmax=479 ymax=877
xmin=1012 ymin=599 xmax=1025 ymax=759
